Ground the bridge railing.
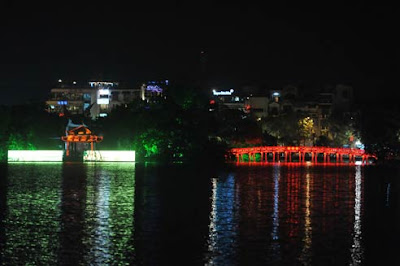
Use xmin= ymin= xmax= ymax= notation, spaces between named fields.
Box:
xmin=229 ymin=146 xmax=376 ymax=164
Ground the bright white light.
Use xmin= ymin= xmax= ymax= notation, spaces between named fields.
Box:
xmin=98 ymin=89 xmax=110 ymax=95
xmin=73 ymin=81 xmax=77 ymax=85
xmin=99 ymin=113 xmax=108 ymax=117
xmin=350 ymin=166 xmax=364 ymax=264
xmin=8 ymin=150 xmax=63 ymax=162
xmin=58 ymin=79 xmax=62 ymax=83
xmin=83 ymin=150 xmax=135 ymax=162
xmin=272 ymin=92 xmax=280 ymax=97
xmin=97 ymin=98 xmax=110 ymax=105
xmin=355 ymin=140 xmax=365 ymax=149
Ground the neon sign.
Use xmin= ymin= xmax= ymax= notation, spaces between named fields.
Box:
xmin=146 ymin=85 xmax=163 ymax=93
xmin=213 ymin=89 xmax=234 ymax=96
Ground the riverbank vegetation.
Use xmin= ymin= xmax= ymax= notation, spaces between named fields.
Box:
xmin=1 ymin=85 xmax=400 ymax=162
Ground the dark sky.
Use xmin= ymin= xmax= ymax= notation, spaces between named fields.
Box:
xmin=0 ymin=1 xmax=397 ymax=105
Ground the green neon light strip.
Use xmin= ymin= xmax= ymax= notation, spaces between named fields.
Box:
xmin=83 ymin=151 xmax=135 ymax=162
xmin=8 ymin=150 xmax=64 ymax=162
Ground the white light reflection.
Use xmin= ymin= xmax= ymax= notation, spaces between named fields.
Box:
xmin=386 ymin=183 xmax=391 ymax=207
xmin=96 ymin=171 xmax=112 ymax=263
xmin=86 ymin=170 xmax=112 ymax=264
xmin=206 ymin=174 xmax=237 ymax=265
xmin=350 ymin=165 xmax=363 ymax=265
xmin=299 ymin=172 xmax=312 ymax=265
xmin=271 ymin=165 xmax=280 ymax=241
xmin=269 ymin=165 xmax=281 ymax=262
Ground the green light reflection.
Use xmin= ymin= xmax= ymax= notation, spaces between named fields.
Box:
xmin=2 ymin=163 xmax=62 ymax=265
xmin=83 ymin=163 xmax=135 ymax=264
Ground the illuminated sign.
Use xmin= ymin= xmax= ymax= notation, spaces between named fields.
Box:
xmin=97 ymin=98 xmax=109 ymax=104
xmin=99 ymin=113 xmax=108 ymax=117
xmin=83 ymin=150 xmax=135 ymax=162
xmin=57 ymin=101 xmax=68 ymax=105
xmin=212 ymin=89 xmax=234 ymax=96
xmin=146 ymin=85 xmax=163 ymax=93
xmin=89 ymin=82 xmax=116 ymax=87
xmin=8 ymin=150 xmax=63 ymax=162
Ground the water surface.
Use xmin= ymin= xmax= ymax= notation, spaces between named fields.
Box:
xmin=0 ymin=162 xmax=398 ymax=265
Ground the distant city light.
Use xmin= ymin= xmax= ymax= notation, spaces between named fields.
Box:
xmin=355 ymin=140 xmax=365 ymax=149
xmin=212 ymin=89 xmax=234 ymax=96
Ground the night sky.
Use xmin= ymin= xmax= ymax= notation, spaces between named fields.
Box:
xmin=0 ymin=1 xmax=396 ymax=105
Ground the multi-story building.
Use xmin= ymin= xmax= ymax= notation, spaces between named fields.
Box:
xmin=210 ymin=88 xmax=246 ymax=112
xmin=46 ymin=80 xmax=168 ymax=119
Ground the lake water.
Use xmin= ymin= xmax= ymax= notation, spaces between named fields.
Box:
xmin=0 ymin=162 xmax=398 ymax=265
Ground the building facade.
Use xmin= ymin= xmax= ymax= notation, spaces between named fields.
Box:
xmin=46 ymin=80 xmax=167 ymax=119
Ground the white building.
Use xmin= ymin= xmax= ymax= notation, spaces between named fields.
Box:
xmin=46 ymin=81 xmax=141 ymax=119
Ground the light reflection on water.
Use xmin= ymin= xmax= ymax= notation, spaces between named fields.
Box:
xmin=350 ymin=165 xmax=363 ymax=266
xmin=206 ymin=174 xmax=238 ymax=265
xmin=0 ymin=163 xmax=397 ymax=265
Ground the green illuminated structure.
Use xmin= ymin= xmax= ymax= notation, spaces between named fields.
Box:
xmin=7 ymin=150 xmax=64 ymax=162
xmin=7 ymin=150 xmax=135 ymax=162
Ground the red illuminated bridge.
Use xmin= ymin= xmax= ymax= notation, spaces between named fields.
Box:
xmin=230 ymin=146 xmax=377 ymax=164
